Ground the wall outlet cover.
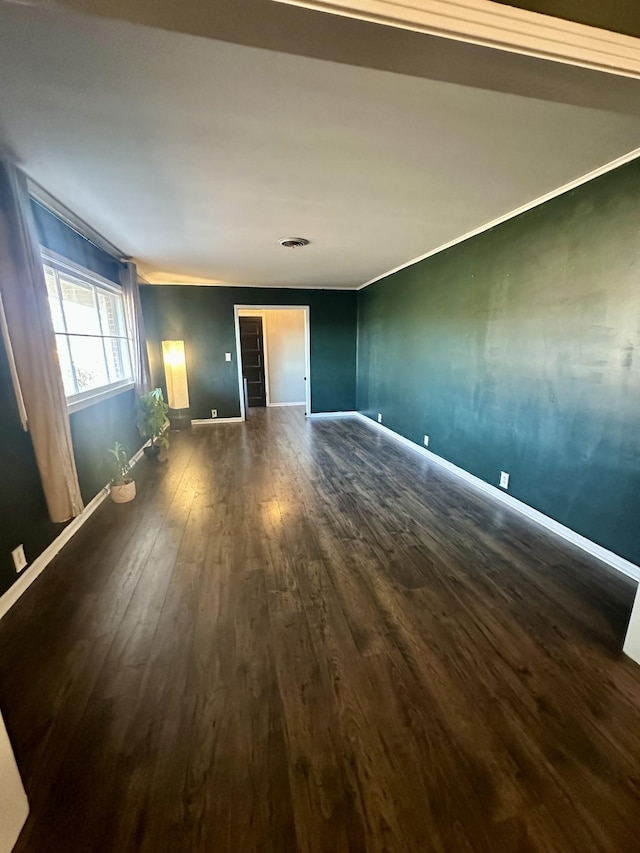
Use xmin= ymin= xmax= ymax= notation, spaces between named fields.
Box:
xmin=11 ymin=544 xmax=27 ymax=573
xmin=377 ymin=413 xmax=382 ymax=423
xmin=225 ymin=352 xmax=232 ymax=362
xmin=500 ymin=471 xmax=510 ymax=489
xmin=211 ymin=409 xmax=218 ymax=418
xmin=424 ymin=435 xmax=429 ymax=447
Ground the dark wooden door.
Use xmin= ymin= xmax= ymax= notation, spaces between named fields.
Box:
xmin=239 ymin=316 xmax=267 ymax=408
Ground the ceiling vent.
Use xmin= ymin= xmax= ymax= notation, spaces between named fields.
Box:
xmin=278 ymin=237 xmax=310 ymax=249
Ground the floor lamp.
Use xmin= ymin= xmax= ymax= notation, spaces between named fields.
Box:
xmin=162 ymin=340 xmax=191 ymax=430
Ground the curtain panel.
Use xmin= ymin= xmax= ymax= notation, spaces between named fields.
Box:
xmin=120 ymin=261 xmax=152 ymax=395
xmin=0 ymin=160 xmax=84 ymax=522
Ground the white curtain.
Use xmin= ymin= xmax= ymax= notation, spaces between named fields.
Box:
xmin=120 ymin=261 xmax=152 ymax=394
xmin=0 ymin=160 xmax=84 ymax=522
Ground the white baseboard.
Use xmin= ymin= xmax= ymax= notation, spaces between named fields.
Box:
xmin=307 ymin=411 xmax=357 ymax=419
xmin=129 ymin=441 xmax=149 ymax=467
xmin=191 ymin=417 xmax=244 ymax=425
xmin=267 ymin=402 xmax=305 ymax=407
xmin=0 ymin=441 xmax=148 ymax=623
xmin=354 ymin=413 xmax=640 ymax=585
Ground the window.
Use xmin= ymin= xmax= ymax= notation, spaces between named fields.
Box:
xmin=42 ymin=250 xmax=133 ymax=407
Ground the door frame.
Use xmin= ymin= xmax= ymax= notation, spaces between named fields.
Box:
xmin=234 ymin=305 xmax=311 ymax=420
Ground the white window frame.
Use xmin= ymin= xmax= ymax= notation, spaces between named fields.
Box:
xmin=41 ymin=248 xmax=134 ymax=413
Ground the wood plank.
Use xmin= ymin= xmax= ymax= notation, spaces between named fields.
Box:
xmin=1 ymin=407 xmax=640 ymax=851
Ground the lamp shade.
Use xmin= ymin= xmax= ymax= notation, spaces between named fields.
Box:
xmin=162 ymin=340 xmax=190 ymax=409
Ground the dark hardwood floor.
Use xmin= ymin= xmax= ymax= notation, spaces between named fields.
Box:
xmin=1 ymin=407 xmax=640 ymax=851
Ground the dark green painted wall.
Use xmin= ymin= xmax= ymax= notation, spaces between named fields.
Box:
xmin=0 ymin=356 xmax=141 ymax=596
xmin=141 ymin=286 xmax=357 ymax=418
xmin=0 ymin=206 xmax=141 ymax=597
xmin=0 ymin=334 xmax=60 ymax=596
xmin=70 ymin=390 xmax=140 ymax=504
xmin=31 ymin=200 xmax=122 ymax=284
xmin=357 ymin=159 xmax=640 ymax=565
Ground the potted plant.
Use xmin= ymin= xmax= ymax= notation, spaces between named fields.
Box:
xmin=136 ymin=387 xmax=170 ymax=459
xmin=108 ymin=442 xmax=136 ymax=503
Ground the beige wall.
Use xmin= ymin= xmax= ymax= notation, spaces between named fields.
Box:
xmin=263 ymin=309 xmax=306 ymax=405
xmin=238 ymin=308 xmax=306 ymax=406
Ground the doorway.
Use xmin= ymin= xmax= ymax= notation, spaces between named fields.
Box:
xmin=239 ymin=316 xmax=267 ymax=408
xmin=234 ymin=306 xmax=311 ymax=419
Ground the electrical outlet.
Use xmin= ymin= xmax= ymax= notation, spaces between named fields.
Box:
xmin=12 ymin=544 xmax=27 ymax=573
xmin=423 ymin=435 xmax=429 ymax=447
xmin=225 ymin=353 xmax=232 ymax=362
xmin=211 ymin=409 xmax=218 ymax=418
xmin=500 ymin=471 xmax=510 ymax=490
xmin=377 ymin=413 xmax=382 ymax=423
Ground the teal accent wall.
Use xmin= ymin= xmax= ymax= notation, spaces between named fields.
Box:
xmin=141 ymin=286 xmax=357 ymax=417
xmin=31 ymin=200 xmax=121 ymax=284
xmin=357 ymin=159 xmax=640 ymax=565
xmin=0 ymin=204 xmax=141 ymax=597
xmin=0 ymin=333 xmax=60 ymax=596
xmin=70 ymin=391 xmax=140 ymax=504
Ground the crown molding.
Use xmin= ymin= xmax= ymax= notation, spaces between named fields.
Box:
xmin=358 ymin=145 xmax=640 ymax=290
xmin=140 ymin=280 xmax=358 ymax=290
xmin=27 ymin=178 xmax=126 ymax=261
xmin=273 ymin=0 xmax=640 ymax=79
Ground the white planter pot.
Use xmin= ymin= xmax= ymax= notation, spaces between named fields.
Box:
xmin=110 ymin=479 xmax=136 ymax=503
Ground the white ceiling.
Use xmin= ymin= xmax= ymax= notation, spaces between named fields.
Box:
xmin=0 ymin=3 xmax=639 ymax=288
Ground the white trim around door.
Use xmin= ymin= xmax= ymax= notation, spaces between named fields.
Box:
xmin=233 ymin=305 xmax=312 ymax=419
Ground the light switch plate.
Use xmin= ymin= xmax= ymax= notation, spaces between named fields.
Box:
xmin=225 ymin=352 xmax=232 ymax=362
xmin=11 ymin=545 xmax=27 ymax=573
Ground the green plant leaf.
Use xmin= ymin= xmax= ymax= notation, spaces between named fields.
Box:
xmin=136 ymin=387 xmax=170 ymax=450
